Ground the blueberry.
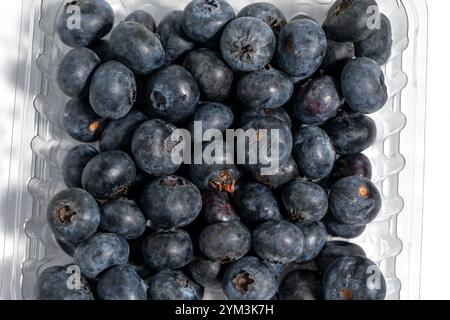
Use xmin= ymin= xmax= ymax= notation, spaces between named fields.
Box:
xmin=89 ymin=39 xmax=115 ymax=62
xmin=276 ymin=19 xmax=327 ymax=78
xmin=329 ymin=176 xmax=381 ymax=225
xmin=249 ymin=156 xmax=299 ymax=189
xmin=145 ymin=65 xmax=200 ymax=123
xmin=47 ymin=188 xmax=100 ymax=243
xmin=201 ymin=191 xmax=240 ymax=224
xmin=237 ymin=67 xmax=293 ymax=109
xmin=35 ymin=265 xmax=93 ymax=300
xmin=100 ymin=198 xmax=146 ymax=240
xmin=323 ymin=256 xmax=386 ymax=300
xmin=140 ymin=175 xmax=202 ymax=228
xmin=97 ymin=265 xmax=147 ymax=300
xmin=220 ymin=17 xmax=276 ymax=72
xmin=81 ymin=150 xmax=136 ymax=200
xmin=237 ymin=2 xmax=287 ymax=35
xmin=131 ymin=119 xmax=180 ymax=176
xmin=74 ymin=233 xmax=129 ymax=279
xmin=187 ymin=102 xmax=235 ymax=134
xmin=315 ymin=241 xmax=366 ymax=273
xmin=279 ymin=270 xmax=322 ymax=300
xmin=110 ymin=21 xmax=165 ymax=75
xmin=188 ymin=257 xmax=223 ymax=289
xmin=57 ymin=48 xmax=100 ymax=97
xmin=322 ymin=110 xmax=377 ymax=155
xmin=184 ymin=49 xmax=233 ymax=101
xmin=323 ymin=0 xmax=378 ymax=42
xmin=331 ymin=153 xmax=372 ymax=182
xmin=222 ymin=256 xmax=278 ymax=300
xmin=282 ymin=179 xmax=328 ymax=222
xmin=323 ymin=214 xmax=366 ymax=239
xmin=158 ymin=10 xmax=196 ymax=64
xmin=252 ymin=220 xmax=305 ymax=264
xmin=321 ymin=40 xmax=355 ymax=71
xmin=240 ymin=107 xmax=292 ymax=129
xmin=62 ymin=98 xmax=107 ymax=143
xmin=199 ymin=221 xmax=251 ymax=263
xmin=293 ymin=126 xmax=336 ymax=179
xmin=142 ymin=229 xmax=193 ymax=270
xmin=294 ymin=221 xmax=328 ymax=264
xmin=182 ymin=0 xmax=235 ymax=43
xmin=56 ymin=0 xmax=114 ymax=47
xmin=147 ymin=270 xmax=203 ymax=300
xmin=61 ymin=145 xmax=99 ymax=188
xmin=99 ymin=110 xmax=149 ymax=153
xmin=355 ymin=14 xmax=392 ymax=65
xmin=232 ymin=182 xmax=282 ymax=225
xmin=89 ymin=61 xmax=136 ymax=119
xmin=292 ymin=76 xmax=342 ymax=125
xmin=55 ymin=236 xmax=77 ymax=257
xmin=125 ymin=10 xmax=156 ymax=32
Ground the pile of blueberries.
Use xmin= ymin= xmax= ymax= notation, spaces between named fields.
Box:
xmin=36 ymin=0 xmax=392 ymax=300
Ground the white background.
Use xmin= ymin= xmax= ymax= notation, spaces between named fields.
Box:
xmin=0 ymin=0 xmax=449 ymax=300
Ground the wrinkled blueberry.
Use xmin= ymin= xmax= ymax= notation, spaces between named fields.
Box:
xmin=323 ymin=214 xmax=367 ymax=239
xmin=187 ymin=102 xmax=235 ymax=135
xmin=188 ymin=257 xmax=223 ymax=289
xmin=249 ymin=156 xmax=299 ymax=189
xmin=201 ymin=191 xmax=240 ymax=224
xmin=97 ymin=265 xmax=147 ymax=300
xmin=240 ymin=107 xmax=292 ymax=129
xmin=220 ymin=17 xmax=276 ymax=72
xmin=279 ymin=270 xmax=322 ymax=300
xmin=321 ymin=40 xmax=355 ymax=71
xmin=237 ymin=2 xmax=287 ymax=35
xmin=316 ymin=241 xmax=367 ymax=273
xmin=61 ymin=144 xmax=99 ymax=188
xmin=147 ymin=270 xmax=203 ymax=300
xmin=125 ymin=10 xmax=156 ymax=32
xmin=331 ymin=153 xmax=372 ymax=182
xmin=294 ymin=221 xmax=328 ymax=264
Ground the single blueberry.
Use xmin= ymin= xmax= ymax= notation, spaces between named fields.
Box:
xmin=47 ymin=188 xmax=100 ymax=243
xmin=279 ymin=270 xmax=322 ymax=300
xmin=97 ymin=265 xmax=147 ymax=300
xmin=282 ymin=179 xmax=329 ymax=222
xmin=125 ymin=10 xmax=156 ymax=32
xmin=56 ymin=0 xmax=114 ymax=47
xmin=249 ymin=156 xmax=299 ymax=189
xmin=323 ymin=214 xmax=367 ymax=239
xmin=182 ymin=0 xmax=235 ymax=43
xmin=57 ymin=48 xmax=100 ymax=98
xmin=315 ymin=241 xmax=367 ymax=273
xmin=237 ymin=2 xmax=287 ymax=35
xmin=61 ymin=144 xmax=99 ymax=188
xmin=331 ymin=153 xmax=373 ymax=182
xmin=187 ymin=102 xmax=235 ymax=135
xmin=74 ymin=233 xmax=129 ymax=279
xmin=147 ymin=270 xmax=203 ymax=300
xmin=140 ymin=175 xmax=202 ymax=228
xmin=321 ymin=40 xmax=355 ymax=71
xmin=188 ymin=257 xmax=223 ymax=289
xmin=110 ymin=21 xmax=165 ymax=75
xmin=220 ymin=17 xmax=276 ymax=72
xmin=201 ymin=191 xmax=240 ymax=224
xmin=240 ymin=107 xmax=292 ymax=129
xmin=294 ymin=221 xmax=328 ymax=264
xmin=81 ymin=150 xmax=136 ymax=200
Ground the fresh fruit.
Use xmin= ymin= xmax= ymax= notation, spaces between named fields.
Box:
xmin=201 ymin=191 xmax=240 ymax=224
xmin=315 ymin=240 xmax=367 ymax=273
xmin=147 ymin=270 xmax=203 ymax=300
xmin=279 ymin=270 xmax=322 ymax=300
xmin=97 ymin=265 xmax=147 ymax=300
xmin=294 ymin=221 xmax=328 ymax=264
xmin=61 ymin=145 xmax=99 ymax=188
xmin=125 ymin=10 xmax=156 ymax=32
xmin=237 ymin=2 xmax=287 ymax=35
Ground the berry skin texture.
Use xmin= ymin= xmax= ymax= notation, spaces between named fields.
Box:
xmin=199 ymin=221 xmax=251 ymax=263
xmin=201 ymin=191 xmax=240 ymax=224
xmin=89 ymin=39 xmax=115 ymax=62
xmin=316 ymin=241 xmax=367 ymax=273
xmin=237 ymin=67 xmax=294 ymax=110
xmin=131 ymin=119 xmax=181 ymax=176
xmin=97 ymin=265 xmax=147 ymax=300
xmin=81 ymin=150 xmax=136 ymax=200
xmin=240 ymin=107 xmax=292 ymax=129
xmin=57 ymin=48 xmax=100 ymax=98
xmin=110 ymin=21 xmax=165 ymax=75
xmin=184 ymin=49 xmax=234 ymax=102
xmin=147 ymin=270 xmax=203 ymax=300
xmin=146 ymin=65 xmax=200 ymax=123
xmin=220 ymin=17 xmax=276 ymax=72
xmin=323 ymin=0 xmax=378 ymax=42
xmin=56 ymin=0 xmax=114 ymax=47
xmin=323 ymin=110 xmax=377 ymax=155
xmin=292 ymin=75 xmax=342 ymax=125
xmin=233 ymin=182 xmax=282 ymax=225
xmin=89 ymin=61 xmax=136 ymax=120
xmin=331 ymin=153 xmax=373 ymax=182
xmin=74 ymin=233 xmax=129 ymax=279
xmin=250 ymin=156 xmax=299 ymax=189
xmin=142 ymin=229 xmax=193 ymax=270
xmin=341 ymin=57 xmax=388 ymax=114
xmin=321 ymin=40 xmax=355 ymax=71
xmin=252 ymin=220 xmax=305 ymax=264
xmin=282 ymin=179 xmax=328 ymax=222
xmin=158 ymin=10 xmax=196 ymax=64
xmin=47 ymin=188 xmax=100 ymax=243
xmin=182 ymin=0 xmax=235 ymax=43
xmin=329 ymin=176 xmax=382 ymax=225
xmin=293 ymin=126 xmax=336 ymax=179
xmin=35 ymin=265 xmax=93 ymax=300
xmin=222 ymin=256 xmax=278 ymax=300
xmin=140 ymin=176 xmax=202 ymax=228
xmin=188 ymin=257 xmax=223 ymax=289
xmin=323 ymin=214 xmax=367 ymax=239
xmin=323 ymin=256 xmax=386 ymax=300
xmin=125 ymin=10 xmax=156 ymax=32
xmin=62 ymin=98 xmax=107 ymax=143
xmin=237 ymin=2 xmax=287 ymax=35
xmin=187 ymin=102 xmax=235 ymax=134
xmin=279 ymin=270 xmax=322 ymax=300
xmin=355 ymin=14 xmax=392 ymax=65
xmin=276 ymin=19 xmax=327 ymax=79
xmin=294 ymin=221 xmax=328 ymax=264
xmin=61 ymin=145 xmax=99 ymax=188
xmin=100 ymin=198 xmax=146 ymax=240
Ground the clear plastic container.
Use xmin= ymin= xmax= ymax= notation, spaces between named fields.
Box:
xmin=0 ymin=0 xmax=428 ymax=300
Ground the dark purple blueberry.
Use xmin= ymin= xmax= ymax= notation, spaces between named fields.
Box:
xmin=279 ymin=270 xmax=322 ymax=300
xmin=323 ymin=214 xmax=367 ymax=239
xmin=201 ymin=191 xmax=240 ymax=224
xmin=97 ymin=265 xmax=147 ymax=300
xmin=61 ymin=145 xmax=99 ymax=188
xmin=249 ymin=156 xmax=299 ymax=189
xmin=187 ymin=102 xmax=235 ymax=134
xmin=237 ymin=2 xmax=287 ymax=35
xmin=125 ymin=10 xmax=156 ymax=32
xmin=321 ymin=40 xmax=355 ymax=71
xmin=294 ymin=221 xmax=328 ymax=264
xmin=240 ymin=107 xmax=292 ymax=129
xmin=331 ymin=153 xmax=372 ymax=182
xmin=315 ymin=241 xmax=367 ymax=273
xmin=188 ymin=257 xmax=223 ymax=289
xmin=147 ymin=270 xmax=203 ymax=300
